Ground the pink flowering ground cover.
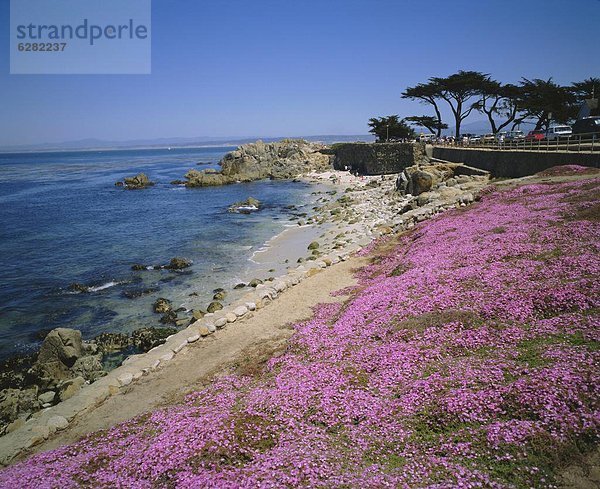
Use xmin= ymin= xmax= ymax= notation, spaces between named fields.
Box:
xmin=1 ymin=168 xmax=599 ymax=488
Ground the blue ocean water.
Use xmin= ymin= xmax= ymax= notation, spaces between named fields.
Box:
xmin=0 ymin=147 xmax=323 ymax=359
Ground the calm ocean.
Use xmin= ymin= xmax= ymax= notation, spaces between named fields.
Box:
xmin=0 ymin=146 xmax=323 ymax=360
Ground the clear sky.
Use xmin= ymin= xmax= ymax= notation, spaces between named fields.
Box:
xmin=0 ymin=0 xmax=598 ymax=146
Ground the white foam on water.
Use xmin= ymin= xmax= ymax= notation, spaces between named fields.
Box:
xmin=88 ymin=281 xmax=120 ymax=292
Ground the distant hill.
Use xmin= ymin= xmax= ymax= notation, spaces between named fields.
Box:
xmin=0 ymin=134 xmax=374 ymax=153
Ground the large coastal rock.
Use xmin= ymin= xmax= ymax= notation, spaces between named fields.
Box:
xmin=37 ymin=328 xmax=83 ymax=369
xmin=185 ymin=140 xmax=332 ymax=187
xmin=116 ymin=173 xmax=155 ymax=190
xmin=396 ymin=163 xmax=489 ymax=196
xmin=29 ymin=328 xmax=105 ymax=389
xmin=0 ymin=328 xmax=108 ymax=433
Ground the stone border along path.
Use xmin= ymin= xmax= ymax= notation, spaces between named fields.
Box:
xmin=0 ymin=171 xmax=489 ymax=466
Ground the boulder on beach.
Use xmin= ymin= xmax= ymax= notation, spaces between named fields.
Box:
xmin=396 ymin=163 xmax=489 ymax=196
xmin=37 ymin=328 xmax=83 ymax=368
xmin=28 ymin=328 xmax=107 ymax=394
xmin=117 ymin=173 xmax=155 ymax=190
xmin=207 ymin=301 xmax=223 ymax=313
xmin=213 ymin=290 xmax=227 ymax=301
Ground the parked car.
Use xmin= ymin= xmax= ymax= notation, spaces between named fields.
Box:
xmin=419 ymin=133 xmax=437 ymax=142
xmin=482 ymin=133 xmax=496 ymax=143
xmin=572 ymin=117 xmax=600 ymax=138
xmin=525 ymin=130 xmax=546 ymax=141
xmin=504 ymin=130 xmax=525 ymax=141
xmin=545 ymin=125 xmax=572 ymax=141
xmin=495 ymin=131 xmax=507 ymax=142
xmin=469 ymin=135 xmax=482 ymax=143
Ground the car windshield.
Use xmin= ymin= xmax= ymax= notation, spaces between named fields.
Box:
xmin=592 ymin=119 xmax=600 ymax=126
xmin=553 ymin=126 xmax=571 ymax=132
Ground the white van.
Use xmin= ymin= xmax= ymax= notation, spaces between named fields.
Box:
xmin=545 ymin=125 xmax=572 ymax=141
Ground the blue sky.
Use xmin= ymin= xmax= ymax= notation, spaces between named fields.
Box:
xmin=0 ymin=0 xmax=598 ymax=146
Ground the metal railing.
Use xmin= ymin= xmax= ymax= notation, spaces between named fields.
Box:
xmin=433 ymin=132 xmax=599 ymax=153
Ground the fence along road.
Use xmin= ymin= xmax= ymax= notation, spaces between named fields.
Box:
xmin=445 ymin=132 xmax=599 ymax=153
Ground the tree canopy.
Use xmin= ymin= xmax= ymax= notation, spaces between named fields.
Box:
xmin=368 ymin=115 xmax=415 ymax=142
xmin=404 ymin=116 xmax=448 ymax=135
xmin=392 ymin=72 xmax=598 ymax=137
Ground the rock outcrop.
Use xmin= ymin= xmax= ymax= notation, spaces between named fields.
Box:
xmin=228 ymin=197 xmax=261 ymax=213
xmin=0 ymin=328 xmax=108 ymax=434
xmin=131 ymin=327 xmax=177 ymax=352
xmin=185 ymin=140 xmax=332 ymax=187
xmin=115 ymin=173 xmax=155 ymax=190
xmin=396 ymin=163 xmax=489 ymax=196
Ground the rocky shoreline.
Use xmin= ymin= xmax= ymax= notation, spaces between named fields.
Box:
xmin=0 ymin=141 xmax=492 ymax=465
xmin=184 ymin=139 xmax=332 ymax=187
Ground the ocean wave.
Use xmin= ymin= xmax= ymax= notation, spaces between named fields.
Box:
xmin=88 ymin=281 xmax=121 ymax=292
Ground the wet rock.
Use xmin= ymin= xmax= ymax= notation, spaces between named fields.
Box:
xmin=170 ymin=180 xmax=187 ymax=185
xmin=68 ymin=283 xmax=89 ymax=293
xmin=228 ymin=197 xmax=261 ymax=213
xmin=207 ymin=301 xmax=223 ymax=313
xmin=0 ymin=354 xmax=36 ymax=391
xmin=153 ymin=297 xmax=172 ymax=314
xmin=213 ymin=291 xmax=227 ymax=301
xmin=192 ymin=309 xmax=205 ymax=321
xmin=131 ymin=264 xmax=148 ymax=271
xmin=119 ymin=173 xmax=155 ymax=190
xmin=159 ymin=310 xmax=178 ymax=325
xmin=93 ymin=332 xmax=131 ymax=354
xmin=308 ymin=241 xmax=320 ymax=250
xmin=165 ymin=257 xmax=192 ymax=270
xmin=249 ymin=278 xmax=263 ymax=287
xmin=131 ymin=327 xmax=177 ymax=352
xmin=233 ymin=283 xmax=246 ymax=289
xmin=121 ymin=287 xmax=159 ymax=299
